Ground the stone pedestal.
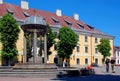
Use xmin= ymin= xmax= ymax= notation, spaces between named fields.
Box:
xmin=13 ymin=63 xmax=57 ymax=69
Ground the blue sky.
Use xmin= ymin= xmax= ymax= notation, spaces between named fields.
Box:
xmin=4 ymin=0 xmax=120 ymax=46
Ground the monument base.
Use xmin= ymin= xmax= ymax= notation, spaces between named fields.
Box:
xmin=13 ymin=63 xmax=58 ymax=69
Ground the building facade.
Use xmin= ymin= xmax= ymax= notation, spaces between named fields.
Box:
xmin=114 ymin=46 xmax=120 ymax=65
xmin=0 ymin=0 xmax=114 ymax=66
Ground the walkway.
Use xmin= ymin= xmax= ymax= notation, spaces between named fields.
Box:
xmin=0 ymin=66 xmax=120 ymax=81
xmin=94 ymin=65 xmax=120 ymax=75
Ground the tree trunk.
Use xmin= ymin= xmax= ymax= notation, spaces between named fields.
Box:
xmin=103 ymin=55 xmax=106 ymax=63
xmin=66 ymin=59 xmax=70 ymax=67
xmin=62 ymin=58 xmax=65 ymax=67
xmin=8 ymin=57 xmax=11 ymax=66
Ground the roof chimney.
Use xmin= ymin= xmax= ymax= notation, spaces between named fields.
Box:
xmin=56 ymin=9 xmax=62 ymax=16
xmin=74 ymin=13 xmax=79 ymax=20
xmin=0 ymin=0 xmax=3 ymax=4
xmin=21 ymin=0 xmax=29 ymax=9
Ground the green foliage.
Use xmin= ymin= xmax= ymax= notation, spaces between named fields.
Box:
xmin=97 ymin=38 xmax=111 ymax=59
xmin=1 ymin=47 xmax=18 ymax=58
xmin=47 ymin=25 xmax=56 ymax=56
xmin=0 ymin=14 xmax=20 ymax=65
xmin=57 ymin=27 xmax=78 ymax=60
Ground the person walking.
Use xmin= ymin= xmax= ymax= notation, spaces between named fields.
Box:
xmin=110 ymin=58 xmax=116 ymax=73
xmin=105 ymin=58 xmax=110 ymax=72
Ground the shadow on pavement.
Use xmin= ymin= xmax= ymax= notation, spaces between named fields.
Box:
xmin=51 ymin=74 xmax=120 ymax=81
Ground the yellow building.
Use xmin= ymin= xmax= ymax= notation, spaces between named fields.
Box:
xmin=0 ymin=1 xmax=114 ymax=66
xmin=49 ymin=27 xmax=114 ymax=67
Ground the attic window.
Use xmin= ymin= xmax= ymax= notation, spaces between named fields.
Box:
xmin=77 ymin=23 xmax=84 ymax=30
xmin=23 ymin=11 xmax=30 ymax=17
xmin=51 ymin=17 xmax=60 ymax=25
xmin=91 ymin=27 xmax=95 ymax=31
xmin=64 ymin=20 xmax=72 ymax=27
xmin=86 ymin=24 xmax=95 ymax=31
xmin=6 ymin=8 xmax=14 ymax=15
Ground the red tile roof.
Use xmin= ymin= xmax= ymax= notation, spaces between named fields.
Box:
xmin=0 ymin=2 xmax=107 ymax=35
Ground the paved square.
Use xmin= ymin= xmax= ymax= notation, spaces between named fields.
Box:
xmin=0 ymin=66 xmax=120 ymax=81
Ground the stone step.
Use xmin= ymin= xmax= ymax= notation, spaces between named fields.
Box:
xmin=0 ymin=73 xmax=57 ymax=77
xmin=0 ymin=69 xmax=60 ymax=75
xmin=0 ymin=66 xmax=74 ymax=77
xmin=0 ymin=67 xmax=64 ymax=76
xmin=0 ymin=71 xmax=58 ymax=74
xmin=0 ymin=69 xmax=59 ymax=77
xmin=0 ymin=69 xmax=58 ymax=72
xmin=0 ymin=66 xmax=12 ymax=69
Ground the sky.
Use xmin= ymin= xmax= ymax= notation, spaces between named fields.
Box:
xmin=3 ymin=0 xmax=120 ymax=46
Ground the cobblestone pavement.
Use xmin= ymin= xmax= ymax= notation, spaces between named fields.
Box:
xmin=0 ymin=66 xmax=120 ymax=81
xmin=94 ymin=65 xmax=120 ymax=75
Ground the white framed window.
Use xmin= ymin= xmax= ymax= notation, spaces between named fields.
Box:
xmin=118 ymin=60 xmax=119 ymax=64
xmin=95 ymin=48 xmax=98 ymax=54
xmin=76 ymin=45 xmax=80 ymax=52
xmin=85 ymin=58 xmax=88 ymax=64
xmin=95 ymin=37 xmax=98 ymax=43
xmin=85 ymin=35 xmax=88 ymax=42
xmin=85 ymin=46 xmax=88 ymax=53
xmin=117 ymin=51 xmax=120 ymax=56
xmin=76 ymin=58 xmax=80 ymax=65
xmin=95 ymin=58 xmax=98 ymax=64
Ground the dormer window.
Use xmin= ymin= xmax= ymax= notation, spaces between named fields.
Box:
xmin=92 ymin=28 xmax=95 ymax=31
xmin=77 ymin=23 xmax=85 ymax=30
xmin=90 ymin=27 xmax=95 ymax=31
xmin=69 ymin=23 xmax=72 ymax=27
xmin=87 ymin=24 xmax=95 ymax=31
xmin=6 ymin=8 xmax=14 ymax=15
xmin=64 ymin=20 xmax=72 ymax=27
xmin=51 ymin=17 xmax=60 ymax=25
xmin=23 ymin=11 xmax=30 ymax=17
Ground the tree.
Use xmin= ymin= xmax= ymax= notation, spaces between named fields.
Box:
xmin=57 ymin=27 xmax=78 ymax=66
xmin=97 ymin=38 xmax=111 ymax=62
xmin=0 ymin=14 xmax=20 ymax=66
xmin=47 ymin=25 xmax=56 ymax=56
